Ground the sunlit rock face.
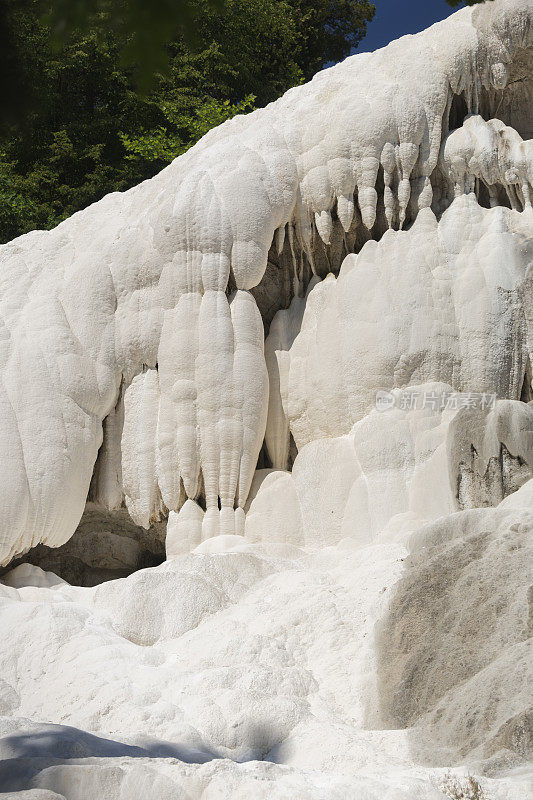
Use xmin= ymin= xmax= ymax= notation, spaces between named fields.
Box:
xmin=249 ymin=391 xmax=533 ymax=548
xmin=1 ymin=0 xmax=532 ymax=565
xmin=0 ymin=1 xmax=532 ymax=798
xmin=266 ymin=197 xmax=533 ymax=460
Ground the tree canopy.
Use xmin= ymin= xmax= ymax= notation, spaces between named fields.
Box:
xmin=0 ymin=0 xmax=374 ymax=243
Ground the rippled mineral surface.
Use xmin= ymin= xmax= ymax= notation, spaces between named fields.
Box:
xmin=0 ymin=1 xmax=532 ymax=797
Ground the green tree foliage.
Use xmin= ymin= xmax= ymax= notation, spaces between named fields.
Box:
xmin=0 ymin=0 xmax=374 ymax=243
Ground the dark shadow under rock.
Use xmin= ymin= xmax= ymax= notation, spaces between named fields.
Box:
xmin=0 ymin=504 xmax=166 ymax=587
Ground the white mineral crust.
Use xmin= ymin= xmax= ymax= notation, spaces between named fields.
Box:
xmin=0 ymin=1 xmax=532 ymax=797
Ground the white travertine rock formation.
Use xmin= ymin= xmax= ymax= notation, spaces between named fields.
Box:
xmin=249 ymin=390 xmax=533 ymax=547
xmin=264 ymin=278 xmax=319 ymax=470
xmin=0 ymin=483 xmax=531 ymax=798
xmin=1 ymin=1 xmax=533 ymax=797
xmin=441 ymin=114 xmax=533 ymax=207
xmin=272 ymin=196 xmax=533 ymax=454
xmin=1 ymin=0 xmax=533 ymax=564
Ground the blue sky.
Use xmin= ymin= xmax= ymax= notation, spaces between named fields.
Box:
xmin=357 ymin=0 xmax=459 ymax=53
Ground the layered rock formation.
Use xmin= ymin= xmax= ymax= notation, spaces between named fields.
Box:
xmin=0 ymin=1 xmax=532 ymax=797
xmin=1 ymin=0 xmax=532 ymax=565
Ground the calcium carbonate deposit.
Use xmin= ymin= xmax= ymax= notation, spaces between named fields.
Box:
xmin=0 ymin=0 xmax=532 ymax=797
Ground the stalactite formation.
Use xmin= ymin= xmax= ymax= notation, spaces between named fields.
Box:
xmin=0 ymin=0 xmax=532 ymax=565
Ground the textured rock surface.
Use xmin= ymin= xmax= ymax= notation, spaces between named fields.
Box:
xmin=0 ymin=485 xmax=531 ymax=798
xmin=375 ymin=485 xmax=533 ymax=769
xmin=1 ymin=0 xmax=533 ymax=564
xmin=0 ymin=0 xmax=532 ymax=797
xmin=249 ymin=391 xmax=533 ymax=546
xmin=276 ymin=197 xmax=533 ymax=452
